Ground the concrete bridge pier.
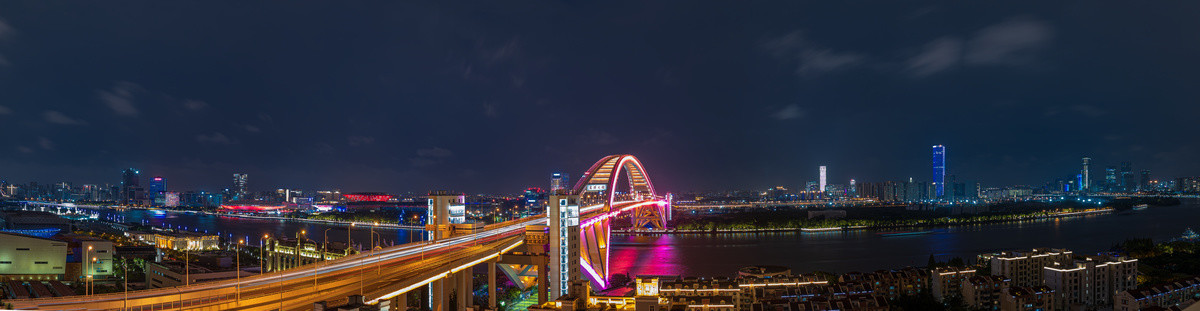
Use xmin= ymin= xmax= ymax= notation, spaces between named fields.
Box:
xmin=488 ymin=258 xmax=497 ymax=309
xmin=433 ymin=278 xmax=446 ymax=311
xmin=457 ymin=270 xmax=473 ymax=310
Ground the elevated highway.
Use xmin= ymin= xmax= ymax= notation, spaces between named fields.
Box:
xmin=7 ymin=154 xmax=670 ymax=310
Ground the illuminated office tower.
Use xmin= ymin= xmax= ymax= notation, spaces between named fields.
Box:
xmin=148 ymin=176 xmax=166 ymax=195
xmin=231 ymin=173 xmax=248 ymax=200
xmin=550 ymin=172 xmax=570 ymax=192
xmin=819 ymin=166 xmax=827 ymax=193
xmin=932 ymin=145 xmax=946 ymax=198
xmin=1104 ymin=167 xmax=1117 ymax=192
xmin=1080 ymin=157 xmax=1091 ymax=192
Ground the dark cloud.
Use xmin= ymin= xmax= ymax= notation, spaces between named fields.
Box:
xmin=416 ymin=147 xmax=453 ymax=158
xmin=347 ymin=136 xmax=375 ymax=146
xmin=907 ymin=37 xmax=963 ymax=76
xmin=772 ymin=104 xmax=805 ymax=120
xmin=183 ymin=100 xmax=208 ymax=111
xmin=0 ymin=2 xmax=1196 ymax=192
xmin=195 ymin=132 xmax=234 ymax=144
xmin=97 ymin=81 xmax=141 ymax=116
xmin=42 ymin=111 xmax=86 ymax=125
xmin=763 ymin=31 xmax=865 ymax=77
xmin=965 ymin=17 xmax=1053 ymax=66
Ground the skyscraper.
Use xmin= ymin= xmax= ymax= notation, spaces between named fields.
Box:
xmin=121 ymin=168 xmax=142 ymax=206
xmin=1140 ymin=170 xmax=1152 ymax=192
xmin=148 ymin=176 xmax=166 ymax=195
xmin=819 ymin=166 xmax=827 ymax=193
xmin=1120 ymin=162 xmax=1133 ymax=192
xmin=121 ymin=168 xmax=140 ymax=188
xmin=1104 ymin=167 xmax=1117 ymax=192
xmin=932 ymin=145 xmax=946 ymax=198
xmin=1080 ymin=157 xmax=1091 ymax=192
xmin=550 ymin=172 xmax=570 ymax=192
xmin=232 ymin=173 xmax=248 ymax=200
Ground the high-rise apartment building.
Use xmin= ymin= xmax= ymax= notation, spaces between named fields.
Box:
xmin=988 ymin=248 xmax=1074 ymax=287
xmin=1044 ymin=255 xmax=1138 ymax=310
xmin=932 ymin=145 xmax=946 ymax=198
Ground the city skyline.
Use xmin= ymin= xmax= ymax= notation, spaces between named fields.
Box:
xmin=2 ymin=2 xmax=1199 ymax=193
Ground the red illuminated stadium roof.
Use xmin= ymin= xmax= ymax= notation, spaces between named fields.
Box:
xmin=343 ymin=193 xmax=394 ymax=202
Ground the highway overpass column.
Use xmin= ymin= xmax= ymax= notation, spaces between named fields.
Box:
xmin=433 ymin=278 xmax=445 ymax=311
xmin=488 ymin=258 xmax=497 ymax=309
xmin=394 ymin=292 xmax=407 ymax=311
xmin=444 ymin=273 xmax=455 ymax=311
xmin=538 ymin=256 xmax=549 ymax=305
xmin=458 ymin=270 xmax=472 ymax=310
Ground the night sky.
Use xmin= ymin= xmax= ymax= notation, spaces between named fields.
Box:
xmin=1 ymin=2 xmax=1198 ymax=193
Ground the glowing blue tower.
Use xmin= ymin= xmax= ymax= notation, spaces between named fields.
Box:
xmin=932 ymin=145 xmax=946 ymax=198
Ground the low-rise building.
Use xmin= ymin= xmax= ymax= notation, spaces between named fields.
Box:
xmin=0 ymin=232 xmax=68 ymax=281
xmin=265 ymin=238 xmax=354 ymax=272
xmin=1114 ymin=277 xmax=1200 ymax=311
xmin=58 ymin=234 xmax=115 ymax=281
xmin=962 ymin=275 xmax=1011 ymax=310
xmin=127 ymin=230 xmax=220 ymax=251
xmin=932 ymin=267 xmax=976 ymax=301
xmin=1000 ymin=286 xmax=1055 ymax=311
xmin=145 ymin=260 xmax=257 ymax=288
xmin=839 ymin=268 xmax=930 ymax=300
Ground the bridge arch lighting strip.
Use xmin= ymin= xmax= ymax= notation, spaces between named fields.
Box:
xmin=579 ymin=200 xmax=667 ymax=228
xmin=367 ymin=239 xmax=524 ymax=305
xmin=580 ymin=258 xmax=608 ymax=289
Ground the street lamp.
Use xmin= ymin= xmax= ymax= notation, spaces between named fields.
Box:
xmin=90 ymin=257 xmax=97 ymax=296
xmin=84 ymin=245 xmax=92 ymax=296
xmin=184 ymin=245 xmax=189 ymax=286
xmin=371 ymin=222 xmax=381 ymax=275
xmin=323 ymin=228 xmax=334 ymax=262
xmin=122 ymin=258 xmax=128 ymax=311
xmin=261 ymin=234 xmax=269 ymax=274
xmin=236 ymin=239 xmax=244 ymax=301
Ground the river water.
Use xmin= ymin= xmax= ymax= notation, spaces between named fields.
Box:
xmin=88 ymin=202 xmax=1199 ymax=278
xmin=610 ymin=202 xmax=1200 ymax=277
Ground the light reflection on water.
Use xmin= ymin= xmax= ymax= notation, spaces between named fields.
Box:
xmin=610 ymin=203 xmax=1200 ymax=277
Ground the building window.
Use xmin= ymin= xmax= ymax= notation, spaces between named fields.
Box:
xmin=0 ymin=261 xmax=11 ymax=264
xmin=34 ymin=261 xmax=48 ymax=264
xmin=16 ymin=248 xmax=30 ymax=251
